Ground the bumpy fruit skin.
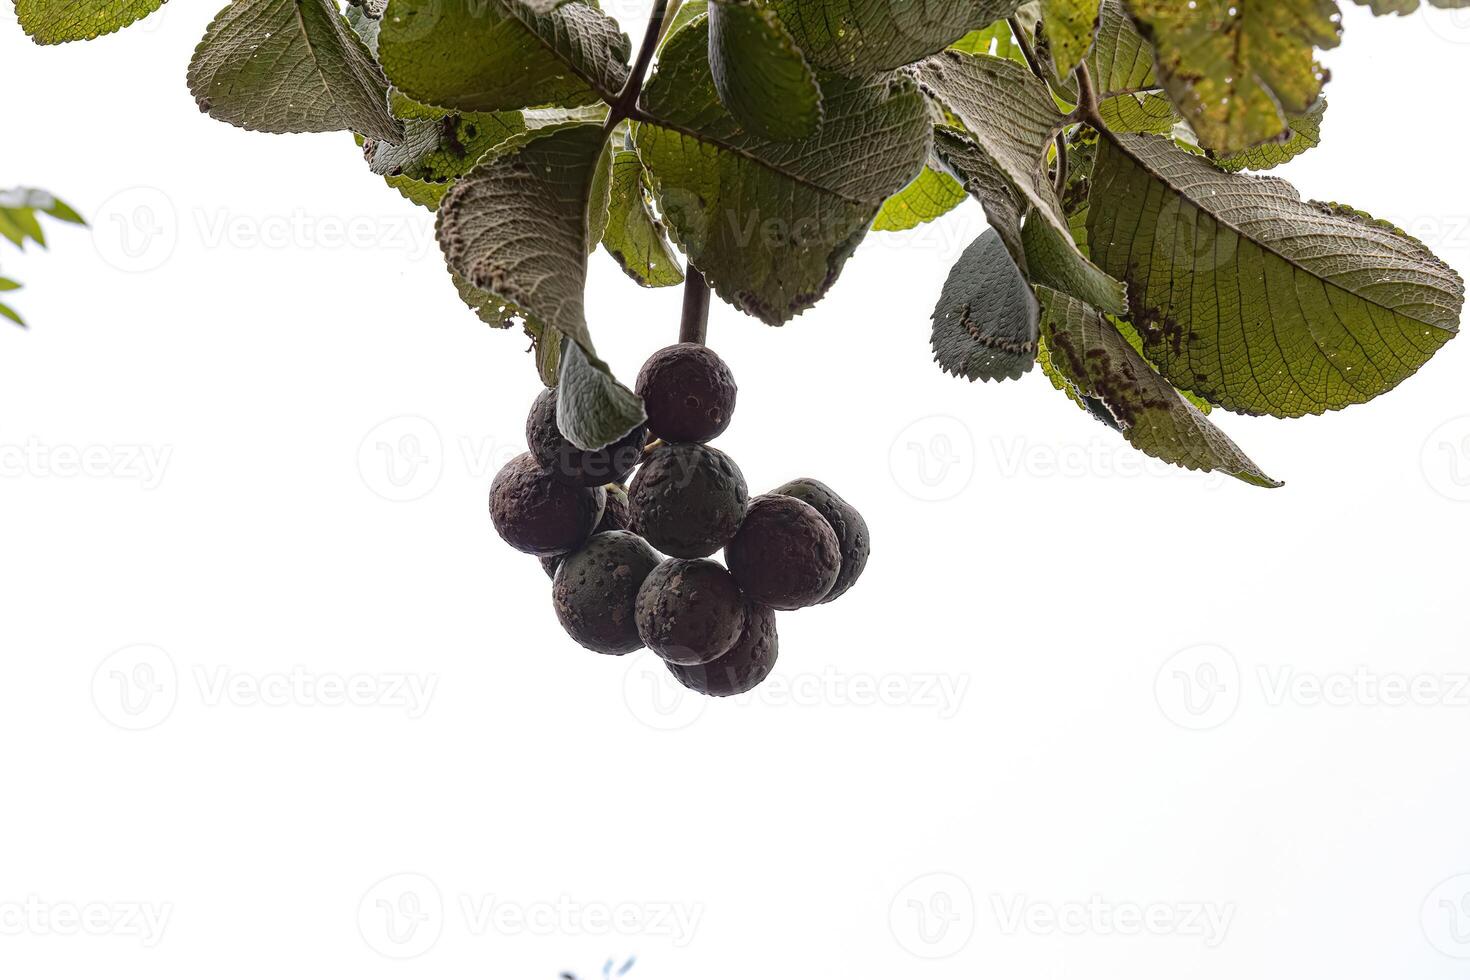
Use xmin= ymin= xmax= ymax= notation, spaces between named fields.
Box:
xmin=527 ymin=388 xmax=647 ymax=488
xmin=668 ymin=601 xmax=778 ymax=696
xmin=597 ymin=484 xmax=633 ymax=534
xmin=630 ymin=444 xmax=748 ymax=559
xmin=490 ymin=453 xmax=606 ymax=558
xmin=773 ymin=479 xmax=870 ymax=603
xmin=635 ymin=343 xmax=738 ymax=444
xmin=635 ymin=559 xmax=747 ymax=666
xmin=553 ymin=532 xmax=662 ymax=656
xmin=725 ymin=495 xmax=840 ymax=610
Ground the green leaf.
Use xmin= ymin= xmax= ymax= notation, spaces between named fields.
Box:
xmin=438 ymin=122 xmax=640 ymax=449
xmin=439 ymin=122 xmax=610 ymax=351
xmin=2 ymin=207 xmax=47 ymax=247
xmin=1087 ymin=0 xmax=1153 ymax=94
xmin=1087 ymin=132 xmax=1464 ymax=418
xmin=635 ymin=16 xmax=929 ymax=324
xmin=1038 ymin=286 xmax=1281 ymax=487
xmin=707 ymin=0 xmax=822 ymax=141
xmin=950 ymin=19 xmax=1025 ymax=61
xmin=1350 ymin=0 xmax=1470 ymax=12
xmin=873 ymin=164 xmax=968 ymax=233
xmin=1039 ymin=0 xmax=1099 ymax=78
xmin=932 ymin=228 xmax=1039 ymax=382
xmin=13 ymin=0 xmax=165 ymax=42
xmin=378 ymin=0 xmax=630 ymax=113
xmin=918 ymin=53 xmax=1125 ymax=315
xmin=385 ymin=173 xmax=449 ymax=210
xmin=602 ymin=148 xmax=685 ymax=288
xmin=769 ymin=0 xmax=1024 ymax=75
xmin=188 ymin=0 xmax=402 ymax=141
xmin=0 ymin=277 xmax=20 ymax=291
xmin=0 ymin=301 xmax=25 ymax=327
xmin=366 ymin=97 xmax=525 ymax=181
xmin=1098 ymin=91 xmax=1177 ymax=135
xmin=1212 ymin=100 xmax=1327 ymax=173
xmin=1123 ymin=0 xmax=1340 ymax=155
xmin=557 ymin=341 xmax=647 ymax=452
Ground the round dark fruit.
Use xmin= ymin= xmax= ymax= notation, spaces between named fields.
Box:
xmin=629 ymin=444 xmax=748 ymax=559
xmin=490 ymin=453 xmax=606 ymax=558
xmin=635 ymin=559 xmax=747 ymax=666
xmin=526 ymin=387 xmax=647 ymax=488
xmin=596 ymin=483 xmax=633 ymax=534
xmin=553 ymin=532 xmax=662 ymax=656
xmin=773 ymin=478 xmax=870 ymax=603
xmin=725 ymin=494 xmax=840 ymax=610
xmin=635 ymin=343 xmax=737 ymax=444
xmin=668 ymin=602 xmax=778 ymax=697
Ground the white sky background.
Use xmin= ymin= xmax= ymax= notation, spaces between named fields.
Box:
xmin=3 ymin=4 xmax=1470 ymax=978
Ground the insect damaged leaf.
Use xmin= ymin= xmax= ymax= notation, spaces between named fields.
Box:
xmin=1087 ymin=132 xmax=1464 ymax=418
xmin=1038 ymin=286 xmax=1281 ymax=487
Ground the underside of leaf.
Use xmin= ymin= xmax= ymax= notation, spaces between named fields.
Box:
xmin=1087 ymin=132 xmax=1464 ymax=418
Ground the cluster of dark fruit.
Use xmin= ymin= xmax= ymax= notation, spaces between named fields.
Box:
xmin=489 ymin=343 xmax=870 ymax=698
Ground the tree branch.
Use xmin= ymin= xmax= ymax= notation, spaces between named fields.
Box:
xmin=609 ymin=0 xmax=673 ymax=123
xmin=679 ymin=265 xmax=711 ymax=345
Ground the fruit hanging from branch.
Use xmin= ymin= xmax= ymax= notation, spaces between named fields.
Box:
xmin=11 ymin=0 xmax=1470 ymax=667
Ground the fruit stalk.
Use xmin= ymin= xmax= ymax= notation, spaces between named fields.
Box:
xmin=679 ymin=265 xmax=711 ymax=346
